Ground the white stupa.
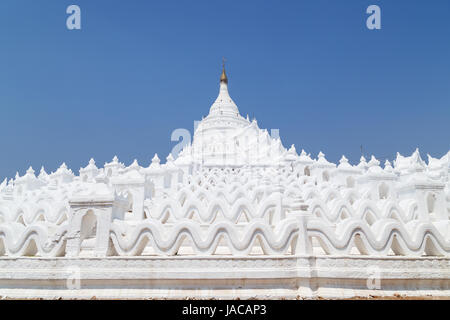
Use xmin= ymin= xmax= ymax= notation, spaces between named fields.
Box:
xmin=178 ymin=64 xmax=287 ymax=168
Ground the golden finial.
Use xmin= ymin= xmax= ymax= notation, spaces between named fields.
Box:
xmin=220 ymin=57 xmax=228 ymax=83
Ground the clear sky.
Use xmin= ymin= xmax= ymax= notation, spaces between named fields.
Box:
xmin=0 ymin=0 xmax=449 ymax=179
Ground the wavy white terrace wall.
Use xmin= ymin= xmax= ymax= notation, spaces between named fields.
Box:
xmin=0 ymin=147 xmax=448 ymax=258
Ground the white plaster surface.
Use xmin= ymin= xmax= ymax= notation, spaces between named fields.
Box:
xmin=0 ymin=68 xmax=449 ymax=299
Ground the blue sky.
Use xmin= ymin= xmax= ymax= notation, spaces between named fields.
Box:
xmin=0 ymin=0 xmax=449 ymax=178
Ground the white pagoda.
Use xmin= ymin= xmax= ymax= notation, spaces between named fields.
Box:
xmin=0 ymin=66 xmax=448 ymax=299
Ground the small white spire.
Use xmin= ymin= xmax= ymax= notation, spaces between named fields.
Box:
xmin=152 ymin=153 xmax=160 ymax=164
xmin=39 ymin=166 xmax=48 ymax=178
xmin=368 ymin=155 xmax=380 ymax=167
xmin=289 ymin=144 xmax=296 ymax=153
xmin=384 ymin=159 xmax=393 ymax=171
xmin=131 ymin=159 xmax=139 ymax=167
xmin=209 ymin=62 xmax=239 ymax=116
xmin=26 ymin=166 xmax=35 ymax=175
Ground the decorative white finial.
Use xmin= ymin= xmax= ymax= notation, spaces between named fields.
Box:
xmin=39 ymin=166 xmax=48 ymax=178
xmin=384 ymin=159 xmax=393 ymax=171
xmin=26 ymin=166 xmax=35 ymax=175
xmin=152 ymin=153 xmax=160 ymax=164
xmin=289 ymin=144 xmax=296 ymax=153
xmin=368 ymin=155 xmax=380 ymax=167
xmin=358 ymin=156 xmax=368 ymax=169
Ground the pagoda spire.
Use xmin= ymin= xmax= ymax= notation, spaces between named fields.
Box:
xmin=208 ymin=59 xmax=239 ymax=116
xmin=220 ymin=57 xmax=228 ymax=84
